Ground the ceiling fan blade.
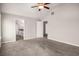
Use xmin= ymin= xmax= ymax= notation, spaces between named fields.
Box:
xmin=44 ymin=6 xmax=50 ymax=9
xmin=31 ymin=6 xmax=38 ymax=8
xmin=44 ymin=3 xmax=50 ymax=5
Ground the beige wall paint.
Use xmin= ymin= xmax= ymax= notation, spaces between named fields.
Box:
xmin=43 ymin=4 xmax=79 ymax=46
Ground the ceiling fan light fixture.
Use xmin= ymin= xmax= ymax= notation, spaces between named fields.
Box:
xmin=38 ymin=6 xmax=44 ymax=9
xmin=31 ymin=3 xmax=50 ymax=11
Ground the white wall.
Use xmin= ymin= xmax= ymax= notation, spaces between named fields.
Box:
xmin=1 ymin=13 xmax=37 ymax=43
xmin=0 ymin=6 xmax=1 ymax=47
xmin=24 ymin=18 xmax=37 ymax=39
xmin=2 ymin=13 xmax=37 ymax=42
xmin=1 ymin=13 xmax=16 ymax=43
xmin=0 ymin=13 xmax=1 ymax=47
xmin=36 ymin=21 xmax=43 ymax=38
xmin=43 ymin=4 xmax=79 ymax=46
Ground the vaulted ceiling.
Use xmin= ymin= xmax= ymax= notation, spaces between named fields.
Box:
xmin=1 ymin=3 xmax=57 ymax=19
xmin=1 ymin=3 xmax=79 ymax=20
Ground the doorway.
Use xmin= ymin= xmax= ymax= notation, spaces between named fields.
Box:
xmin=36 ymin=21 xmax=48 ymax=38
xmin=43 ymin=21 xmax=48 ymax=38
xmin=16 ymin=19 xmax=24 ymax=41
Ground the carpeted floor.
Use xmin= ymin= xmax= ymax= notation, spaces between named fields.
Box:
xmin=0 ymin=38 xmax=79 ymax=56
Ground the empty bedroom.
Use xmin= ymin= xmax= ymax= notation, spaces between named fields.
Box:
xmin=0 ymin=3 xmax=79 ymax=56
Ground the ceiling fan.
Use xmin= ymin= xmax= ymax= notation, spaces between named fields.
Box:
xmin=31 ymin=3 xmax=50 ymax=11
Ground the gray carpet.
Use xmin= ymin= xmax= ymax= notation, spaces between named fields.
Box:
xmin=0 ymin=38 xmax=79 ymax=56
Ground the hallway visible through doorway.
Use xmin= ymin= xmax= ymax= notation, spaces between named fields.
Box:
xmin=16 ymin=19 xmax=24 ymax=41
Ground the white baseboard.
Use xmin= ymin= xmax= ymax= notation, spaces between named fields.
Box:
xmin=2 ymin=40 xmax=16 ymax=44
xmin=49 ymin=37 xmax=79 ymax=47
xmin=24 ymin=37 xmax=43 ymax=40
